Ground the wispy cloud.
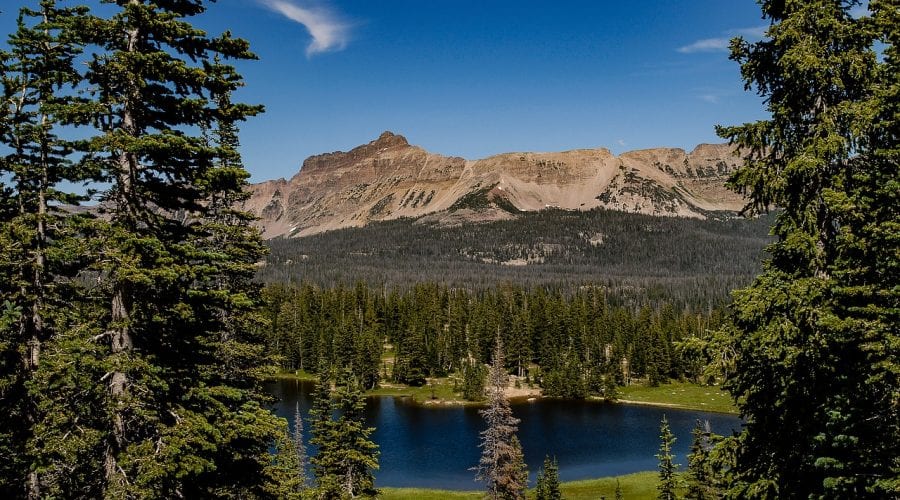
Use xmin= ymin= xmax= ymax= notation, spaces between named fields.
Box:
xmin=734 ymin=26 xmax=767 ymax=38
xmin=677 ymin=25 xmax=767 ymax=54
xmin=699 ymin=94 xmax=720 ymax=104
xmin=259 ymin=0 xmax=351 ymax=56
xmin=677 ymin=37 xmax=731 ymax=54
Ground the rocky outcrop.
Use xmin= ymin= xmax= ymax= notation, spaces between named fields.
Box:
xmin=242 ymin=132 xmax=746 ymax=238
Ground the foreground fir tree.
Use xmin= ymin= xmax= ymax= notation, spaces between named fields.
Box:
xmin=656 ymin=415 xmax=678 ymax=500
xmin=16 ymin=1 xmax=291 ymax=496
xmin=310 ymin=367 xmax=380 ymax=498
xmin=0 ymin=2 xmax=93 ymax=497
xmin=473 ymin=336 xmax=528 ymax=500
xmin=716 ymin=0 xmax=899 ymax=496
xmin=684 ymin=420 xmax=719 ymax=500
xmin=534 ymin=455 xmax=561 ymax=500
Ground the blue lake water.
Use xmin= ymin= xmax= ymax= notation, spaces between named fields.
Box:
xmin=267 ymin=379 xmax=742 ymax=490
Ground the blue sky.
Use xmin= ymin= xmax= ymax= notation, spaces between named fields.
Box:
xmin=5 ymin=1 xmax=774 ymax=182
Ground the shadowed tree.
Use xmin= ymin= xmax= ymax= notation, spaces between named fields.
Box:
xmin=534 ymin=455 xmax=561 ymax=500
xmin=37 ymin=1 xmax=289 ymax=496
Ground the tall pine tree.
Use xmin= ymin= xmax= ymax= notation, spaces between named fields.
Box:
xmin=534 ymin=455 xmax=561 ymax=500
xmin=716 ymin=0 xmax=899 ymax=496
xmin=310 ymin=367 xmax=380 ymax=498
xmin=0 ymin=2 xmax=92 ymax=497
xmin=685 ymin=420 xmax=719 ymax=500
xmin=32 ymin=1 xmax=289 ymax=496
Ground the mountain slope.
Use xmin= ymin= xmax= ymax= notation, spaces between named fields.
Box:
xmin=243 ymin=132 xmax=746 ymax=238
xmin=259 ymin=208 xmax=774 ymax=307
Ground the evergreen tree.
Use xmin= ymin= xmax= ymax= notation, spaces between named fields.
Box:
xmin=473 ymin=335 xmax=528 ymax=500
xmin=309 ymin=364 xmax=338 ymax=492
xmin=461 ymin=358 xmax=487 ymax=401
xmin=684 ymin=420 xmax=718 ymax=500
xmin=26 ymin=1 xmax=288 ymax=496
xmin=0 ymin=2 xmax=92 ymax=497
xmin=534 ymin=455 xmax=561 ymax=500
xmin=266 ymin=420 xmax=304 ymax=500
xmin=656 ymin=415 xmax=679 ymax=500
xmin=716 ymin=0 xmax=899 ymax=496
xmin=310 ymin=368 xmax=379 ymax=498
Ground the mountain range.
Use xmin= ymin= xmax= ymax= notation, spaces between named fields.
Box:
xmin=243 ymin=132 xmax=747 ymax=238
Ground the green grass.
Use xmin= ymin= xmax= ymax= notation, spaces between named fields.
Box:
xmin=559 ymin=472 xmax=658 ymax=500
xmin=368 ymin=377 xmax=482 ymax=406
xmin=378 ymin=471 xmax=660 ymax=500
xmin=377 ymin=487 xmax=481 ymax=499
xmin=618 ymin=381 xmax=737 ymax=414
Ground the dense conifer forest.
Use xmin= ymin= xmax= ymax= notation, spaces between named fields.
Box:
xmin=260 ymin=209 xmax=774 ymax=308
xmin=261 ymin=282 xmax=732 ymax=398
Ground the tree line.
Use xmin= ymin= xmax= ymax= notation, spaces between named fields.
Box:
xmin=262 ymin=282 xmax=731 ymax=398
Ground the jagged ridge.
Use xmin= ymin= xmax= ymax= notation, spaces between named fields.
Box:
xmin=242 ymin=132 xmax=746 ymax=239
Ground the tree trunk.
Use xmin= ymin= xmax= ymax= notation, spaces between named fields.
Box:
xmin=104 ymin=6 xmax=140 ymax=488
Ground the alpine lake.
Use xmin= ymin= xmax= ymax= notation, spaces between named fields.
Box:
xmin=267 ymin=378 xmax=741 ymax=490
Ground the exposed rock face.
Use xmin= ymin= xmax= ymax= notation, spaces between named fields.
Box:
xmin=242 ymin=131 xmax=746 ymax=238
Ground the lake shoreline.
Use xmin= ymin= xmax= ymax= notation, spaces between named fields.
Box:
xmin=270 ymin=371 xmax=738 ymax=414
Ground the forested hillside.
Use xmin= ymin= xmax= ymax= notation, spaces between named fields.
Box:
xmin=260 ymin=209 xmax=774 ymax=308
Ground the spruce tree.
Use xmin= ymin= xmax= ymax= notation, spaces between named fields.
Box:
xmin=716 ymin=0 xmax=899 ymax=496
xmin=461 ymin=357 xmax=487 ymax=401
xmin=534 ymin=455 xmax=561 ymax=500
xmin=684 ymin=420 xmax=718 ymax=500
xmin=310 ymin=367 xmax=380 ymax=498
xmin=656 ymin=415 xmax=679 ymax=500
xmin=309 ymin=364 xmax=339 ymax=494
xmin=29 ymin=1 xmax=288 ymax=496
xmin=0 ymin=2 xmax=92 ymax=497
xmin=473 ymin=335 xmax=528 ymax=500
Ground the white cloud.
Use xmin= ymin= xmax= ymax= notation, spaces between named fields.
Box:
xmin=259 ymin=0 xmax=351 ymax=56
xmin=699 ymin=94 xmax=720 ymax=104
xmin=617 ymin=139 xmax=627 ymax=147
xmin=734 ymin=25 xmax=767 ymax=38
xmin=677 ymin=25 xmax=767 ymax=54
xmin=677 ymin=37 xmax=731 ymax=54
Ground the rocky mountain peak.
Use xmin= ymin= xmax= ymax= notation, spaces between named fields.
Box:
xmin=374 ymin=130 xmax=409 ymax=148
xmin=243 ymin=133 xmax=747 ymax=238
xmin=299 ymin=131 xmax=413 ymax=175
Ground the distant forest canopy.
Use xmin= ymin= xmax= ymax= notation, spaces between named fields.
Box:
xmin=262 ymin=282 xmax=731 ymax=398
xmin=258 ymin=208 xmax=775 ymax=309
